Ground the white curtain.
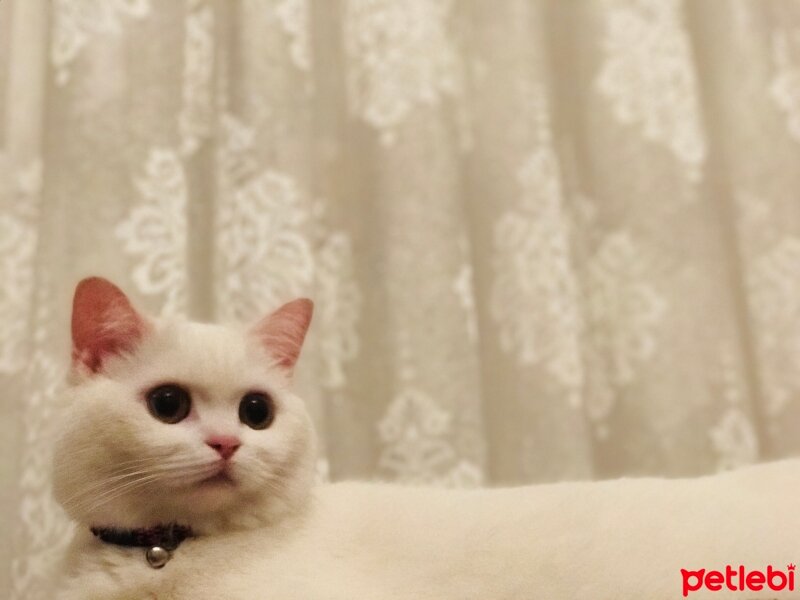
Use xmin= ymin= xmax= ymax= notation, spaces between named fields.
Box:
xmin=4 ymin=0 xmax=800 ymax=597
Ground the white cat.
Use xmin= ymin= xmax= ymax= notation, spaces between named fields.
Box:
xmin=54 ymin=277 xmax=800 ymax=600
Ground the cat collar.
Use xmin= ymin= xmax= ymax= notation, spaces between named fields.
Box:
xmin=90 ymin=523 xmax=194 ymax=569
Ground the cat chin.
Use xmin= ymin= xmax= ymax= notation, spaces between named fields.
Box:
xmin=182 ymin=479 xmax=242 ymax=513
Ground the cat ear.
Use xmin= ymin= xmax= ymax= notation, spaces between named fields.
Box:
xmin=251 ymin=298 xmax=313 ymax=373
xmin=71 ymin=277 xmax=149 ymax=374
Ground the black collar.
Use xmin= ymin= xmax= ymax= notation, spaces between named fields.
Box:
xmin=90 ymin=523 xmax=194 ymax=550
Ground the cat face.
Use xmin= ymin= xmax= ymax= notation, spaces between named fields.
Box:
xmin=53 ymin=278 xmax=317 ymax=532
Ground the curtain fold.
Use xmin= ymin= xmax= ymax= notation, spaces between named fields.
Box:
xmin=3 ymin=1 xmax=800 ymax=597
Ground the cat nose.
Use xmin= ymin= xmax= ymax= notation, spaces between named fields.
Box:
xmin=206 ymin=435 xmax=241 ymax=460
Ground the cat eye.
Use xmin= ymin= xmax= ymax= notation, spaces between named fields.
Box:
xmin=146 ymin=384 xmax=191 ymax=424
xmin=239 ymin=392 xmax=274 ymax=430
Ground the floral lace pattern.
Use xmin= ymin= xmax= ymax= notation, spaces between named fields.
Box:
xmin=710 ymin=347 xmax=758 ymax=471
xmin=115 ymin=148 xmax=188 ymax=316
xmin=770 ymin=30 xmax=800 ymax=142
xmin=275 ymin=0 xmax=312 ymax=72
xmin=587 ymin=232 xmax=667 ymax=386
xmin=452 ymin=261 xmax=478 ymax=344
xmin=216 ymin=168 xmax=313 ymax=320
xmin=316 ymin=232 xmax=362 ymax=390
xmin=584 ymin=232 xmax=668 ymax=434
xmin=746 ymin=237 xmax=800 ymax=417
xmin=179 ymin=0 xmax=215 ymax=155
xmin=378 ymin=386 xmax=482 ymax=487
xmin=215 ymin=114 xmax=361 ymax=388
xmin=0 ymin=160 xmax=41 ymax=374
xmin=10 ymin=281 xmax=71 ymax=600
xmin=215 ymin=115 xmax=315 ymax=322
xmin=491 ymin=144 xmax=583 ymax=404
xmin=596 ymin=0 xmax=706 ymax=179
xmin=51 ymin=0 xmax=151 ymax=85
xmin=710 ymin=409 xmax=758 ymax=471
xmin=344 ymin=0 xmax=461 ymax=144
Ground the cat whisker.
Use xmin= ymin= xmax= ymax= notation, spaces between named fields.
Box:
xmin=64 ymin=463 xmax=220 ymax=514
xmin=232 ymin=462 xmax=293 ymax=495
xmin=58 ymin=469 xmax=154 ymax=508
xmin=58 ymin=457 xmax=220 ymax=506
xmin=71 ymin=472 xmax=208 ymax=517
xmin=65 ymin=474 xmax=164 ymax=515
xmin=61 ymin=447 xmax=190 ymax=468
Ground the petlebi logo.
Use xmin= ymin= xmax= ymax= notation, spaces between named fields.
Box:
xmin=681 ymin=564 xmax=795 ymax=596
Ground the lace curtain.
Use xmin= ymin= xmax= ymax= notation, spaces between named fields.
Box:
xmin=4 ymin=0 xmax=800 ymax=597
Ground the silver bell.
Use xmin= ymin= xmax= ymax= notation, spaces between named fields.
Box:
xmin=145 ymin=546 xmax=172 ymax=569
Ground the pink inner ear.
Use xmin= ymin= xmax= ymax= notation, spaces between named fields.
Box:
xmin=251 ymin=298 xmax=314 ymax=371
xmin=71 ymin=277 xmax=147 ymax=373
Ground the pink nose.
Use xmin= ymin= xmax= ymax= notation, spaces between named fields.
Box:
xmin=206 ymin=435 xmax=241 ymax=460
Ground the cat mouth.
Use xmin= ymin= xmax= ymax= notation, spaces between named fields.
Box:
xmin=198 ymin=466 xmax=235 ymax=487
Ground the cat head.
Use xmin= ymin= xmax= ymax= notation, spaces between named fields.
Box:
xmin=53 ymin=277 xmax=317 ymax=533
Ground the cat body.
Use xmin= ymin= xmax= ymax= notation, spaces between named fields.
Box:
xmin=59 ymin=464 xmax=800 ymax=600
xmin=54 ymin=278 xmax=800 ymax=599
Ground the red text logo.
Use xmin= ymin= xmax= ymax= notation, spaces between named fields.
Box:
xmin=681 ymin=564 xmax=795 ymax=596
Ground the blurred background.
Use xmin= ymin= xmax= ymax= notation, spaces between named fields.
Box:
xmin=3 ymin=0 xmax=800 ymax=597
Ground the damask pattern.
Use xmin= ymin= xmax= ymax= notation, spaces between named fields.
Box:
xmin=215 ymin=115 xmax=315 ymax=322
xmin=0 ymin=160 xmax=41 ymax=374
xmin=343 ymin=0 xmax=462 ymax=144
xmin=491 ymin=144 xmax=583 ymax=405
xmin=216 ymin=168 xmax=314 ymax=320
xmin=10 ymin=281 xmax=71 ymax=600
xmin=179 ymin=0 xmax=215 ymax=155
xmin=596 ymin=0 xmax=706 ymax=179
xmin=315 ymin=232 xmax=362 ymax=390
xmin=275 ymin=0 xmax=312 ymax=72
xmin=115 ymin=148 xmax=189 ymax=317
xmin=710 ymin=347 xmax=758 ymax=471
xmin=586 ymin=232 xmax=667 ymax=387
xmin=51 ymin=0 xmax=151 ymax=85
xmin=215 ymin=114 xmax=361 ymax=389
xmin=710 ymin=410 xmax=758 ymax=471
xmin=378 ymin=387 xmax=482 ymax=487
xmin=770 ymin=29 xmax=800 ymax=143
xmin=452 ymin=261 xmax=478 ymax=343
xmin=746 ymin=237 xmax=800 ymax=417
xmin=584 ymin=232 xmax=668 ymax=435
